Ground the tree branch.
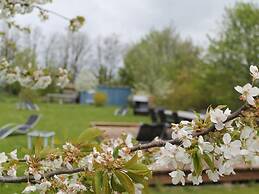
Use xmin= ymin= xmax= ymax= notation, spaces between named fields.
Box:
xmin=0 ymin=167 xmax=86 ymax=183
xmin=130 ymin=103 xmax=248 ymax=152
xmin=0 ymin=104 xmax=248 ymax=183
xmin=33 ymin=5 xmax=71 ymax=21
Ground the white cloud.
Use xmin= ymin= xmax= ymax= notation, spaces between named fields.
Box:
xmin=14 ymin=0 xmax=253 ymax=45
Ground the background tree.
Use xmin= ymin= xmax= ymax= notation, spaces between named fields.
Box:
xmin=93 ymin=34 xmax=125 ymax=85
xmin=204 ymin=2 xmax=259 ymax=109
xmin=45 ymin=31 xmax=92 ymax=79
xmin=121 ymin=27 xmax=202 ymax=108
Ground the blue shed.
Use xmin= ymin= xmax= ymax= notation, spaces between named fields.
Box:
xmin=80 ymin=86 xmax=131 ymax=106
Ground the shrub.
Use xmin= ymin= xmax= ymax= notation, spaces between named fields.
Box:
xmin=19 ymin=88 xmax=39 ymax=103
xmin=93 ymin=92 xmax=107 ymax=106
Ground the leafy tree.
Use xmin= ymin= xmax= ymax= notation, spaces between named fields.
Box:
xmin=205 ymin=2 xmax=259 ymax=108
xmin=121 ymin=27 xmax=202 ymax=107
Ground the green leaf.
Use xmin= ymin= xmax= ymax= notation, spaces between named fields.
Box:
xmin=103 ymin=171 xmax=112 ymax=194
xmin=192 ymin=150 xmax=202 ymax=176
xmin=114 ymin=170 xmax=135 ymax=194
xmin=124 ymin=153 xmax=138 ymax=168
xmin=94 ymin=171 xmax=103 ymax=194
xmin=126 ymin=171 xmax=146 ymax=184
xmin=113 ymin=146 xmax=120 ymax=159
xmin=126 ymin=163 xmax=152 ymax=177
xmin=78 ymin=128 xmax=103 ymax=142
xmin=111 ymin=173 xmax=126 ymax=193
xmin=203 ymin=153 xmax=215 ymax=171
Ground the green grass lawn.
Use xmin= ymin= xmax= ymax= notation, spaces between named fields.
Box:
xmin=0 ymin=100 xmax=150 ymax=153
xmin=0 ymin=97 xmax=259 ymax=193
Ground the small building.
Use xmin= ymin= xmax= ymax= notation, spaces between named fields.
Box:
xmin=80 ymin=86 xmax=131 ymax=106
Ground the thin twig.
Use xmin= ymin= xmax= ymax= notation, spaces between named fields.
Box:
xmin=33 ymin=5 xmax=71 ymax=21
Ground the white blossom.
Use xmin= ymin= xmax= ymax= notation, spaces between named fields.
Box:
xmin=171 ymin=127 xmax=192 ymax=148
xmin=175 ymin=147 xmax=191 ymax=164
xmin=187 ymin=173 xmax=203 ymax=185
xmin=125 ymin=133 xmax=133 ymax=148
xmin=240 ymin=127 xmax=255 ymax=140
xmin=22 ymin=185 xmax=37 ymax=193
xmin=198 ymin=136 xmax=214 ymax=154
xmin=169 ymin=170 xmax=185 ymax=185
xmin=9 ymin=149 xmax=18 ymax=160
xmin=36 ymin=181 xmax=51 ymax=192
xmin=210 ymin=108 xmax=231 ymax=130
xmin=32 ymin=76 xmax=52 ymax=90
xmin=33 ymin=172 xmax=41 ymax=181
xmin=68 ymin=183 xmax=87 ymax=192
xmin=250 ymin=65 xmax=259 ymax=80
xmin=40 ymin=157 xmax=63 ymax=171
xmin=0 ymin=152 xmax=8 ymax=164
xmin=7 ymin=166 xmax=16 ymax=177
xmin=79 ymin=154 xmax=94 ymax=171
xmin=5 ymin=72 xmax=18 ymax=84
xmin=235 ymin=83 xmax=259 ymax=106
xmin=218 ymin=160 xmax=235 ymax=175
xmin=220 ymin=133 xmax=241 ymax=159
xmin=206 ymin=170 xmax=220 ymax=182
xmin=0 ymin=165 xmax=3 ymax=177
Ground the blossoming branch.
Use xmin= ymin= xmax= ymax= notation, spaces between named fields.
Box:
xmin=0 ymin=65 xmax=258 ymax=194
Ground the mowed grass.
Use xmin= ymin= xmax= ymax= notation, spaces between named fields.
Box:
xmin=1 ymin=97 xmax=259 ymax=193
xmin=0 ymin=99 xmax=150 ymax=153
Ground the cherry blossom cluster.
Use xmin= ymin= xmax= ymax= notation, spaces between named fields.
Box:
xmin=0 ymin=65 xmax=258 ymax=194
xmin=0 ymin=0 xmax=85 ymax=32
xmin=0 ymin=134 xmax=148 ymax=194
xmin=0 ymin=58 xmax=69 ymax=89
xmin=150 ymin=65 xmax=258 ymax=186
xmin=0 ymin=0 xmax=52 ymax=19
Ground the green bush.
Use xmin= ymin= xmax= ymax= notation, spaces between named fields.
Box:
xmin=93 ymin=92 xmax=107 ymax=106
xmin=19 ymin=88 xmax=39 ymax=103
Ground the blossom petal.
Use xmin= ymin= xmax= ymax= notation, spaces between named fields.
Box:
xmin=223 ymin=133 xmax=231 ymax=144
xmin=234 ymin=86 xmax=243 ymax=94
xmin=246 ymin=95 xmax=255 ymax=106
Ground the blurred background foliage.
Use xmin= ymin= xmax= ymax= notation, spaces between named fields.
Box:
xmin=0 ymin=2 xmax=258 ymax=111
xmin=120 ymin=2 xmax=258 ymax=110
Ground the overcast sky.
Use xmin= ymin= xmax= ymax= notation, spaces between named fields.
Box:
xmin=15 ymin=0 xmax=254 ymax=46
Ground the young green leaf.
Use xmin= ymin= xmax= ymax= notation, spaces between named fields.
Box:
xmin=114 ymin=170 xmax=135 ymax=194
xmin=111 ymin=173 xmax=126 ymax=193
xmin=103 ymin=171 xmax=112 ymax=194
xmin=203 ymin=153 xmax=215 ymax=171
xmin=124 ymin=153 xmax=138 ymax=168
xmin=192 ymin=150 xmax=203 ymax=176
xmin=94 ymin=171 xmax=103 ymax=194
